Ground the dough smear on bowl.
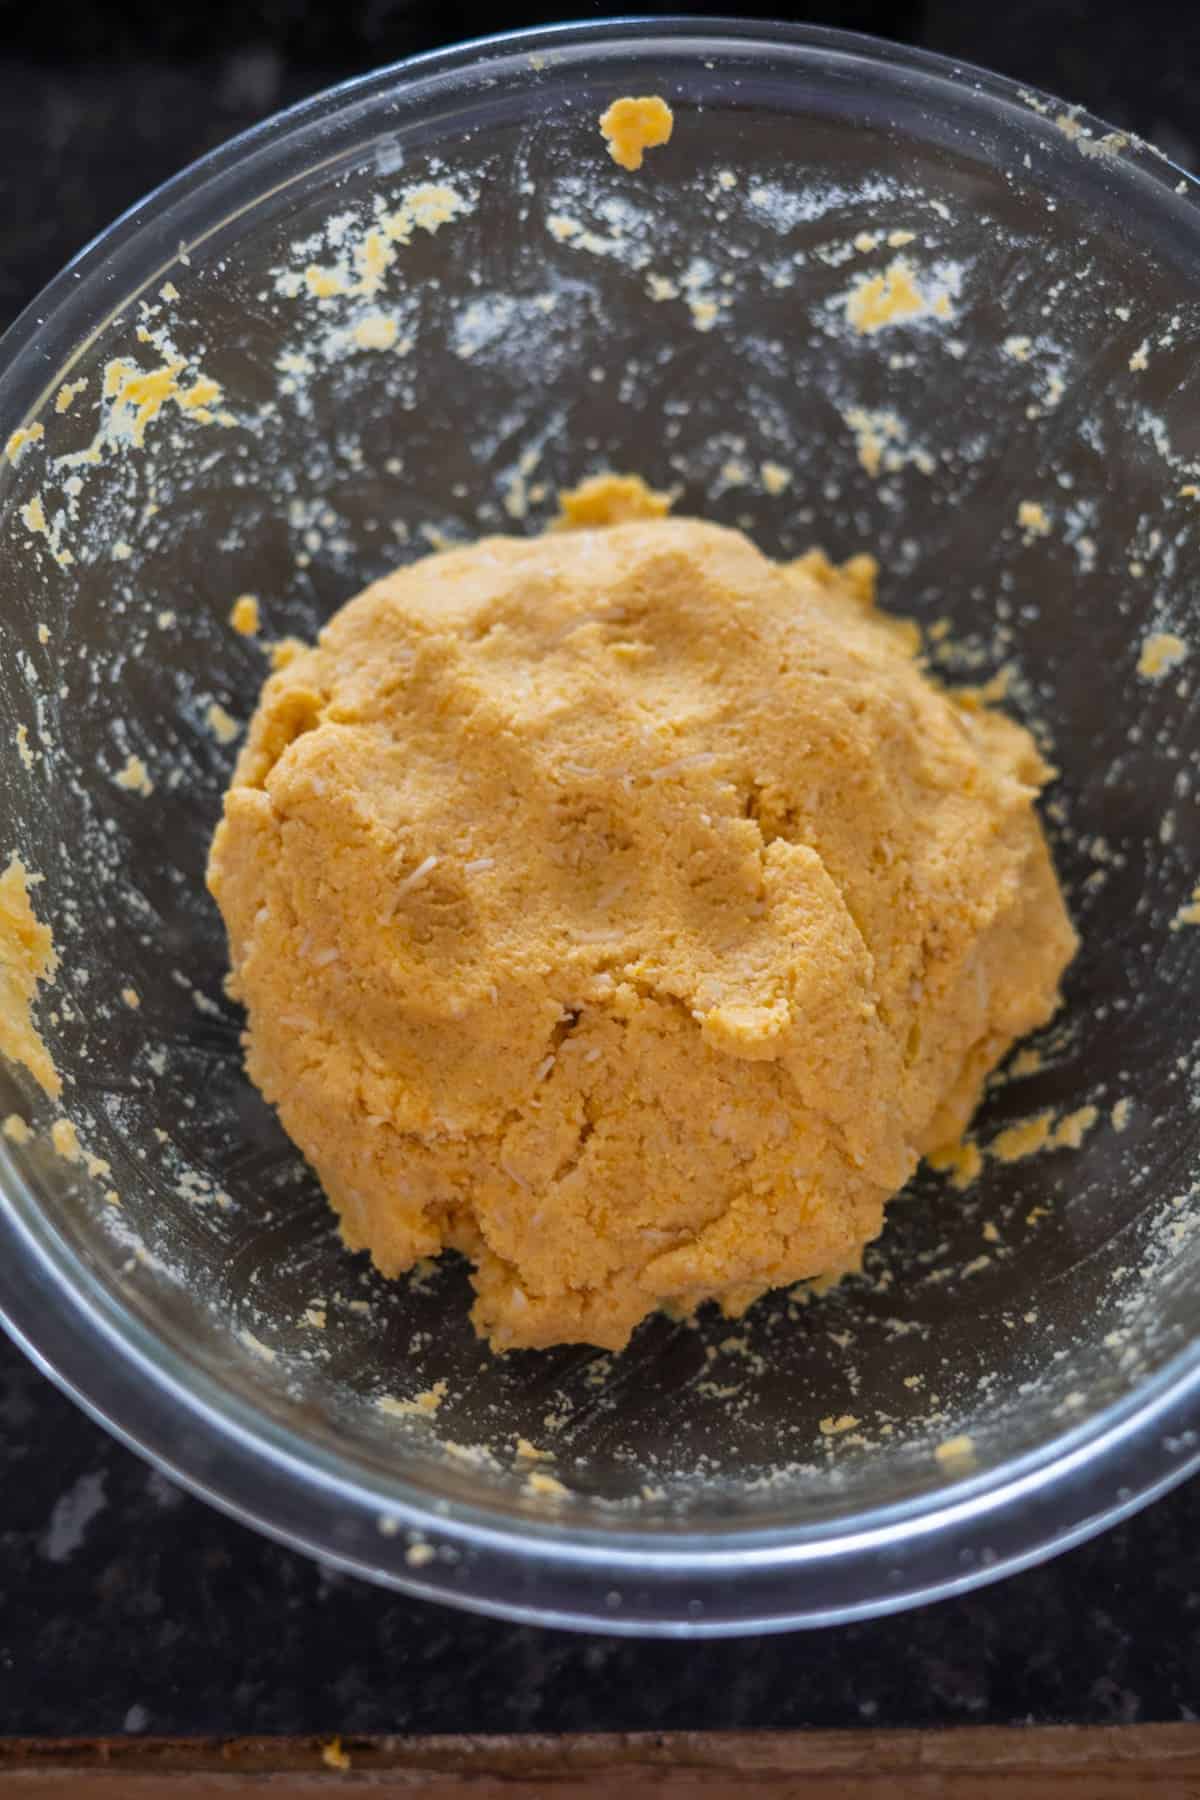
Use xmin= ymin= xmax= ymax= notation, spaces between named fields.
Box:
xmin=207 ymin=485 xmax=1077 ymax=1352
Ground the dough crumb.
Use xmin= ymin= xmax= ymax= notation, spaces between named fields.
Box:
xmin=1171 ymin=883 xmax=1200 ymax=929
xmin=515 ymin=1437 xmax=553 ymax=1462
xmin=405 ymin=1539 xmax=437 ymax=1567
xmin=120 ymin=986 xmax=141 ymax=1009
xmin=990 ymin=1104 xmax=1097 ymax=1163
xmin=1138 ymin=631 xmax=1188 ymax=680
xmin=352 ymin=313 xmax=399 ymax=351
xmin=50 ymin=1117 xmax=81 ymax=1164
xmin=524 ymin=1470 xmax=570 ymax=1498
xmin=5 ymin=423 xmax=44 ymax=466
xmin=2 ymin=1113 xmax=31 ymax=1145
xmin=1052 ymin=1104 xmax=1098 ymax=1151
xmin=934 ymin=1434 xmax=977 ymax=1469
xmin=1111 ymin=1097 xmax=1132 ymax=1132
xmin=206 ymin=702 xmax=240 ymax=746
xmin=760 ymin=461 xmax=791 ymax=496
xmin=321 ymin=1738 xmax=351 ymax=1772
xmin=378 ymin=1380 xmax=448 ymax=1418
xmin=1017 ymin=500 xmax=1052 ymax=538
xmin=820 ymin=1414 xmax=860 ymax=1436
xmin=55 ymin=379 xmax=88 ymax=413
xmin=990 ymin=1112 xmax=1054 ymax=1163
xmin=229 ymin=594 xmax=261 ymax=636
xmin=0 ymin=856 xmax=60 ymax=1098
xmin=929 ymin=1137 xmax=982 ymax=1191
xmin=555 ymin=472 xmax=673 ymax=528
xmin=268 ymin=636 xmax=308 ymax=672
xmin=845 ymin=258 xmax=950 ymax=334
xmin=114 ymin=753 xmax=154 ymax=797
xmin=599 ymin=95 xmax=674 ymax=171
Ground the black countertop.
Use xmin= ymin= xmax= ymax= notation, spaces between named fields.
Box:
xmin=2 ymin=0 xmax=1200 ymax=1738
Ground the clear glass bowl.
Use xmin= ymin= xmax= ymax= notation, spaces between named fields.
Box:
xmin=2 ymin=17 xmax=1200 ymax=1637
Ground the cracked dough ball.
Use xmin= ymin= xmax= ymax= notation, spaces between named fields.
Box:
xmin=207 ymin=516 xmax=1076 ymax=1351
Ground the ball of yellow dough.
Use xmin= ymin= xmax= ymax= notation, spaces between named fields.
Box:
xmin=207 ymin=516 xmax=1076 ymax=1351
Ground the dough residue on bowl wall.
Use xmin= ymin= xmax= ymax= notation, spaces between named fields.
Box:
xmin=0 ymin=855 xmax=60 ymax=1100
xmin=599 ymin=95 xmax=675 ymax=172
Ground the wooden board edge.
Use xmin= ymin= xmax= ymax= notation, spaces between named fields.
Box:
xmin=1 ymin=1724 xmax=1199 ymax=1794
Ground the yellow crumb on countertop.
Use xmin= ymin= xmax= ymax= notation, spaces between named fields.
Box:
xmin=599 ymin=95 xmax=674 ymax=171
xmin=0 ymin=855 xmax=60 ymax=1098
xmin=321 ymin=1738 xmax=351 ymax=1772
